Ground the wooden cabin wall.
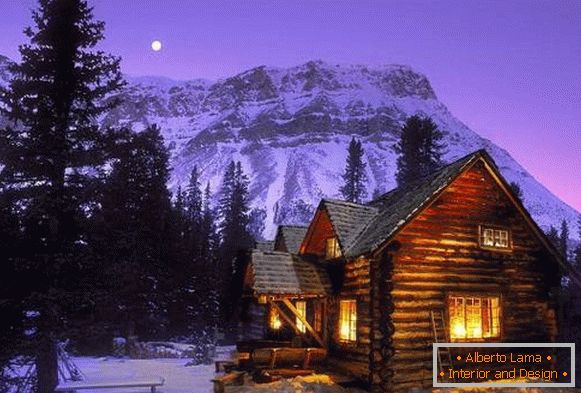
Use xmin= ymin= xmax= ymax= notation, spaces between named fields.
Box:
xmin=301 ymin=209 xmax=335 ymax=257
xmin=327 ymin=256 xmax=372 ymax=381
xmin=370 ymin=161 xmax=559 ymax=392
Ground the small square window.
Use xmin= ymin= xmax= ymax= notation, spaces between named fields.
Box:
xmin=480 ymin=226 xmax=510 ymax=249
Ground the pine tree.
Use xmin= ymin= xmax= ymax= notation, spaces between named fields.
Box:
xmin=395 ymin=115 xmax=444 ymax=187
xmin=0 ymin=1 xmax=123 ymax=390
xmin=97 ymin=125 xmax=172 ymax=340
xmin=217 ymin=161 xmax=252 ymax=327
xmin=546 ymin=226 xmax=560 ymax=251
xmin=340 ymin=137 xmax=368 ymax=203
xmin=510 ymin=181 xmax=524 ymax=202
xmin=560 ymin=219 xmax=570 ymax=262
xmin=186 ymin=167 xmax=203 ymax=225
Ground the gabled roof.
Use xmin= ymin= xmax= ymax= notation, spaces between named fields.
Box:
xmin=315 ymin=149 xmax=564 ymax=267
xmin=276 ymin=225 xmax=308 ymax=253
xmin=345 ymin=151 xmax=480 ymax=257
xmin=247 ymin=250 xmax=331 ymax=296
xmin=320 ymin=199 xmax=378 ymax=253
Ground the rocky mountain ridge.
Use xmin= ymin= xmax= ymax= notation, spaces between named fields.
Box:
xmin=1 ymin=56 xmax=578 ymax=240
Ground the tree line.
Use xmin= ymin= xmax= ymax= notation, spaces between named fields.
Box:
xmin=0 ymin=0 xmax=254 ymax=391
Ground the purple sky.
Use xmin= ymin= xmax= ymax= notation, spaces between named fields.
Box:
xmin=1 ymin=0 xmax=580 ymax=211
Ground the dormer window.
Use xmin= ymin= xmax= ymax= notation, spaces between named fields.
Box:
xmin=326 ymin=237 xmax=342 ymax=259
xmin=479 ymin=226 xmax=510 ymax=249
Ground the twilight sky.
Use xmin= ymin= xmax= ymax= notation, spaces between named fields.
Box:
xmin=1 ymin=0 xmax=580 ymax=211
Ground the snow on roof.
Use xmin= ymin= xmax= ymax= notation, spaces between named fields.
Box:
xmin=248 ymin=250 xmax=331 ymax=296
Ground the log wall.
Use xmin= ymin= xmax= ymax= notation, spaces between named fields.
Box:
xmin=369 ymin=161 xmax=560 ymax=392
xmin=328 ymin=256 xmax=373 ymax=381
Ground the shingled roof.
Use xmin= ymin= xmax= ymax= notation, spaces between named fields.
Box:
xmin=319 ymin=150 xmax=485 ymax=258
xmin=254 ymin=240 xmax=275 ymax=252
xmin=322 ymin=200 xmax=378 ymax=252
xmin=276 ymin=225 xmax=308 ymax=253
xmin=247 ymin=250 xmax=331 ymax=296
xmin=345 ymin=151 xmax=480 ymax=257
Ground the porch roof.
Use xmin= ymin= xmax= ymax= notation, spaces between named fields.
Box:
xmin=247 ymin=250 xmax=331 ymax=296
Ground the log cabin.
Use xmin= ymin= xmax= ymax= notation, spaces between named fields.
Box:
xmin=239 ymin=149 xmax=564 ymax=392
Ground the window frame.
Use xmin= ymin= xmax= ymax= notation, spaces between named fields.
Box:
xmin=313 ymin=300 xmax=323 ymax=333
xmin=338 ymin=298 xmax=357 ymax=344
xmin=295 ymin=300 xmax=307 ymax=333
xmin=478 ymin=225 xmax=512 ymax=251
xmin=325 ymin=237 xmax=342 ymax=259
xmin=447 ymin=293 xmax=502 ymax=342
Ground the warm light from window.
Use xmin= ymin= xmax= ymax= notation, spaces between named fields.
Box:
xmin=326 ymin=237 xmax=342 ymax=259
xmin=296 ymin=301 xmax=306 ymax=333
xmin=480 ymin=227 xmax=510 ymax=249
xmin=449 ymin=296 xmax=500 ymax=340
xmin=270 ymin=307 xmax=282 ymax=330
xmin=339 ymin=299 xmax=356 ymax=342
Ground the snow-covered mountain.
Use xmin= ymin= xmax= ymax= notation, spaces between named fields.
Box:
xmin=1 ymin=56 xmax=578 ymax=239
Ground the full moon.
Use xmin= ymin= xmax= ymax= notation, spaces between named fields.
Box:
xmin=151 ymin=40 xmax=162 ymax=52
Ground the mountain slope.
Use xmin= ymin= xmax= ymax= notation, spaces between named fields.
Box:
xmin=1 ymin=56 xmax=578 ymax=239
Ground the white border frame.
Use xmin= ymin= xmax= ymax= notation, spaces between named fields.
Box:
xmin=433 ymin=342 xmax=575 ymax=388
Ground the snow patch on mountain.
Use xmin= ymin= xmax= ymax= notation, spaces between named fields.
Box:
xmin=0 ymin=55 xmax=578 ymax=239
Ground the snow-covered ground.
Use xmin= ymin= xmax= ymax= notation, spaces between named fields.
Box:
xmin=74 ymin=357 xmax=214 ymax=393
xmin=68 ymin=345 xmax=364 ymax=393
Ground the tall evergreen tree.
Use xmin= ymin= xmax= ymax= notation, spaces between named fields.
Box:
xmin=186 ymin=166 xmax=203 ymax=225
xmin=340 ymin=137 xmax=368 ymax=203
xmin=0 ymin=0 xmax=123 ymax=390
xmin=560 ymin=219 xmax=570 ymax=262
xmin=96 ymin=125 xmax=172 ymax=340
xmin=546 ymin=226 xmax=560 ymax=252
xmin=217 ymin=161 xmax=252 ymax=325
xmin=395 ymin=115 xmax=444 ymax=187
xmin=510 ymin=181 xmax=524 ymax=202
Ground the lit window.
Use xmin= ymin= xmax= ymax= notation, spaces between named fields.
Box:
xmin=326 ymin=237 xmax=342 ymax=259
xmin=480 ymin=227 xmax=510 ymax=249
xmin=296 ymin=301 xmax=307 ymax=333
xmin=339 ymin=299 xmax=357 ymax=342
xmin=449 ymin=296 xmax=500 ymax=340
xmin=270 ymin=307 xmax=282 ymax=330
xmin=313 ymin=301 xmax=323 ymax=332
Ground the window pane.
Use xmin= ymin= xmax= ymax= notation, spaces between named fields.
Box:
xmin=450 ymin=297 xmax=466 ymax=339
xmin=449 ymin=296 xmax=500 ymax=340
xmin=270 ymin=307 xmax=282 ymax=330
xmin=296 ymin=301 xmax=306 ymax=333
xmin=326 ymin=237 xmax=342 ymax=259
xmin=480 ymin=227 xmax=510 ymax=249
xmin=498 ymin=230 xmax=509 ymax=248
xmin=339 ymin=300 xmax=356 ymax=342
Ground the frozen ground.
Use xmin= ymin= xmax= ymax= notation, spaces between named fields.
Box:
xmin=70 ymin=346 xmax=361 ymax=393
xmin=69 ymin=345 xmax=238 ymax=393
xmin=74 ymin=357 xmax=214 ymax=393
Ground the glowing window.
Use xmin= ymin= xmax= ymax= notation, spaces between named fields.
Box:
xmin=270 ymin=307 xmax=282 ymax=330
xmin=296 ymin=301 xmax=307 ymax=333
xmin=326 ymin=237 xmax=342 ymax=259
xmin=449 ymin=296 xmax=500 ymax=340
xmin=339 ymin=299 xmax=357 ymax=342
xmin=480 ymin=226 xmax=510 ymax=249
